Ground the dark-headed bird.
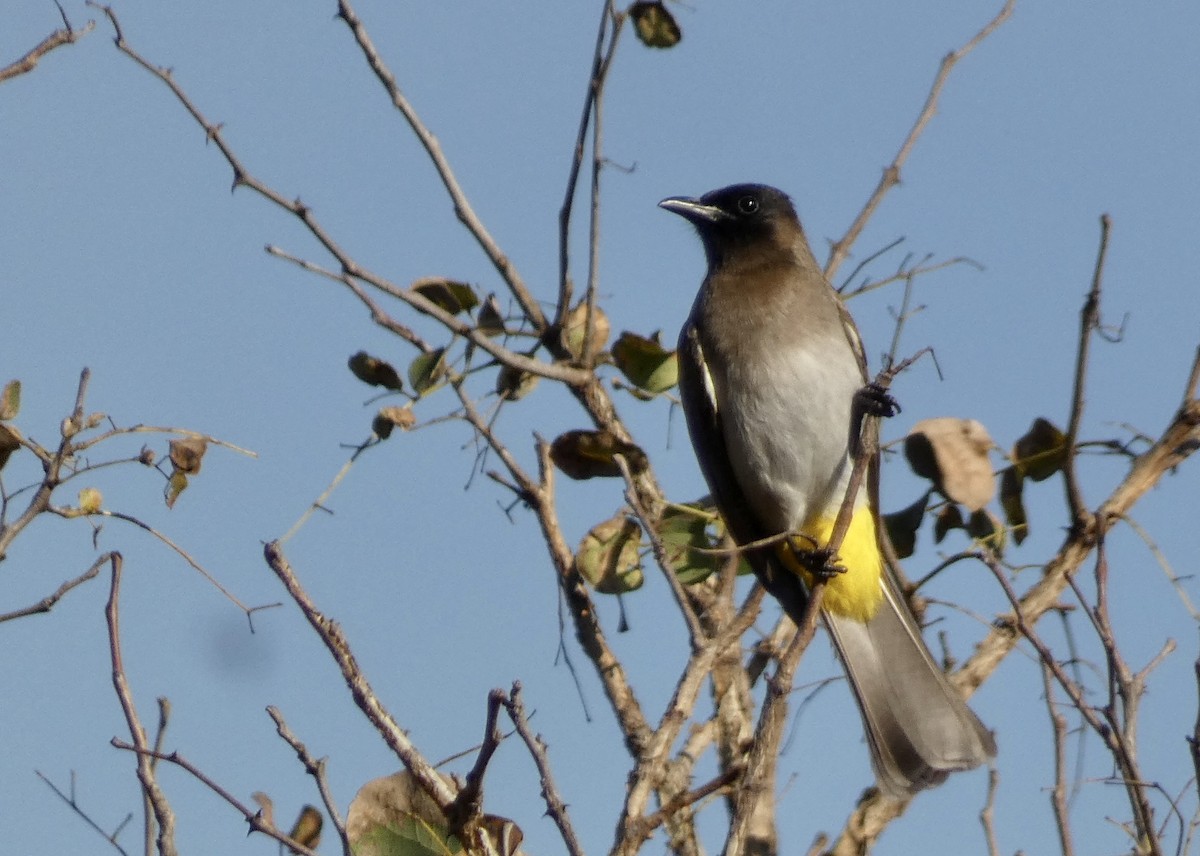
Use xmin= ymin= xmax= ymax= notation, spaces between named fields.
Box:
xmin=661 ymin=183 xmax=995 ymax=796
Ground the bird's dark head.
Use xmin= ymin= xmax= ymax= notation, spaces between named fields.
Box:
xmin=659 ymin=183 xmax=801 ymax=267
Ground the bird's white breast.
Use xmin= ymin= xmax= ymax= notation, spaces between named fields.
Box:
xmin=709 ymin=335 xmax=862 ymax=534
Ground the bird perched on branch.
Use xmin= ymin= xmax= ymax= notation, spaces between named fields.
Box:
xmin=661 ymin=183 xmax=995 ymax=796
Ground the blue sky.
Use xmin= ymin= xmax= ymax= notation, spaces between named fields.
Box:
xmin=3 ymin=1 xmax=1199 ymax=854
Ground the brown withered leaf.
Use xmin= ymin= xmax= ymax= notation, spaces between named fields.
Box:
xmin=169 ymin=437 xmax=208 ymax=475
xmin=250 ymin=792 xmax=276 ymax=830
xmin=373 ymin=405 xmax=416 ymax=439
xmin=904 ymin=417 xmax=996 ymax=512
xmin=349 ymin=351 xmax=405 ymax=392
xmin=612 ymin=331 xmax=679 ymax=394
xmin=999 ymin=465 xmax=1028 ymax=544
xmin=550 ymin=429 xmax=648 ymax=480
xmin=1013 ymin=416 xmax=1067 ymax=482
xmin=412 ymin=278 xmax=480 ymax=316
xmin=630 ymin=1 xmax=682 ymax=48
xmin=575 ymin=515 xmax=645 ymax=594
xmin=883 ymin=492 xmax=930 ymax=559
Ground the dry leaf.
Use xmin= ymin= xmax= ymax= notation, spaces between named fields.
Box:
xmin=549 ymin=429 xmax=648 ymax=480
xmin=904 ymin=417 xmax=995 ymax=512
xmin=349 ymin=351 xmax=405 ymax=391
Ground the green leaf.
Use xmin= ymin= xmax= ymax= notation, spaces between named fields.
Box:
xmin=495 ymin=364 xmax=538 ymax=401
xmin=165 ymin=470 xmax=188 ymax=509
xmin=630 ymin=1 xmax=682 ymax=48
xmin=575 ymin=515 xmax=645 ymax=594
xmin=612 ymin=331 xmax=679 ymax=394
xmin=560 ymin=301 xmax=610 ymax=362
xmin=408 ymin=349 xmax=448 ymax=397
xmin=349 ymin=351 xmax=405 ymax=391
xmin=0 ymin=379 xmax=20 ymax=420
xmin=353 ymin=817 xmax=462 ymax=856
xmin=412 ymin=279 xmax=480 ymax=316
xmin=656 ymin=505 xmax=719 ymax=583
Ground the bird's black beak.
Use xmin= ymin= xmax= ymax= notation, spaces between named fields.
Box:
xmin=658 ymin=196 xmax=729 ymax=225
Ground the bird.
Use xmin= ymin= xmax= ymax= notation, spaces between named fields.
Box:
xmin=660 ymin=183 xmax=995 ymax=797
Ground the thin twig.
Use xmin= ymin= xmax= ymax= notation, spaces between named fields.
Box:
xmin=615 ymin=455 xmax=703 ymax=644
xmin=105 ymin=553 xmax=179 ymax=856
xmin=979 ymin=767 xmax=1001 ymax=856
xmin=0 ymin=555 xmax=104 ymax=623
xmin=266 ymin=706 xmax=351 ymax=855
xmin=450 ymin=689 xmax=508 ymax=828
xmin=502 ymin=683 xmax=586 ymax=856
xmin=1041 ymin=659 xmax=1076 ymax=856
xmin=35 ymin=770 xmax=132 ymax=856
xmin=110 ymin=742 xmax=320 ymax=856
xmin=825 ymin=0 xmax=1016 ymax=280
xmin=557 ymin=0 xmax=620 ymax=329
xmin=1062 ymin=214 xmax=1112 ymax=526
xmin=332 ymin=0 xmax=544 ymax=330
xmin=262 ymin=541 xmax=459 ymax=810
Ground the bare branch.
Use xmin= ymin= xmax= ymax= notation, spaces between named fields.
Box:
xmin=267 ymin=706 xmax=351 ymax=856
xmin=105 ymin=553 xmax=178 ymax=856
xmin=1041 ymin=660 xmax=1076 ymax=856
xmin=110 ymin=742 xmax=320 ymax=856
xmin=1062 ymin=214 xmax=1112 ymax=526
xmin=825 ymin=0 xmax=1016 ymax=280
xmin=0 ymin=5 xmax=94 ymax=85
xmin=502 ymin=683 xmax=586 ymax=856
xmin=332 ymin=0 xmax=545 ymax=329
xmin=0 ymin=555 xmax=104 ymax=623
xmin=263 ymin=541 xmax=458 ymax=810
xmin=35 ymin=770 xmax=132 ymax=856
xmin=449 ymin=689 xmax=508 ymax=831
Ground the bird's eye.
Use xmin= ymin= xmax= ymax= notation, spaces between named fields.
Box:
xmin=736 ymin=196 xmax=759 ymax=215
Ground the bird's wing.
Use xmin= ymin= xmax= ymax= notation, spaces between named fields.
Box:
xmin=677 ymin=320 xmax=811 ymax=618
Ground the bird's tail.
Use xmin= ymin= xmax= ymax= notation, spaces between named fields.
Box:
xmin=822 ymin=572 xmax=996 ymax=797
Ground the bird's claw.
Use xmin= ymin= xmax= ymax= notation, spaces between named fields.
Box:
xmin=855 ymin=382 xmax=900 ymax=419
xmin=790 ymin=545 xmax=846 ymax=580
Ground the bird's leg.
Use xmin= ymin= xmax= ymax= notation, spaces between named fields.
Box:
xmin=849 ymin=382 xmax=900 ymax=457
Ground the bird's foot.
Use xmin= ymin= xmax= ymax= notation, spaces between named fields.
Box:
xmin=855 ymin=382 xmax=900 ymax=419
xmin=790 ymin=544 xmax=846 ymax=580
